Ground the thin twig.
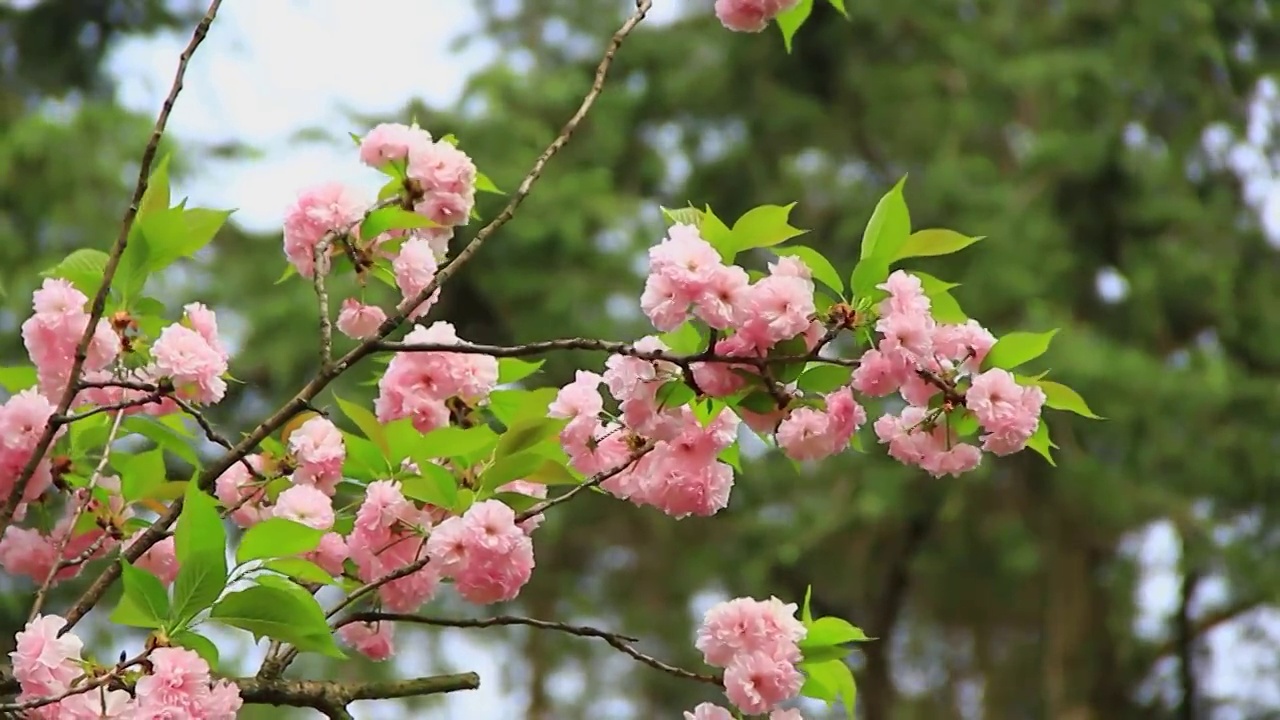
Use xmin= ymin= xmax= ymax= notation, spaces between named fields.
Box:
xmin=56 ymin=388 xmax=169 ymax=422
xmin=62 ymin=0 xmax=655 ymax=635
xmin=28 ymin=411 xmax=126 ymax=621
xmin=313 ymin=237 xmax=335 ymax=367
xmin=344 ymin=612 xmax=720 ymax=686
xmin=0 ymin=0 xmax=224 ymax=529
xmin=0 ymin=651 xmax=148 ymax=712
xmin=170 ymin=396 xmax=266 ymax=481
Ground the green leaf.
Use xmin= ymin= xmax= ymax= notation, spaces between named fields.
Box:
xmin=139 ymin=207 xmax=233 ymax=270
xmin=169 ymin=483 xmax=228 ymax=625
xmin=797 ymin=365 xmax=853 ymax=394
xmin=893 ymin=228 xmax=983 ymax=261
xmin=718 ymin=443 xmax=742 ymax=472
xmin=860 ymin=176 xmax=910 ymax=260
xmin=802 ymin=585 xmax=814 ymax=622
xmin=413 ymin=425 xmax=499 ymax=461
xmin=928 ymin=290 xmax=967 ymax=323
xmin=776 ymin=0 xmax=814 ymax=52
xmin=475 ymin=171 xmax=502 ymax=194
xmin=115 ymin=448 xmax=166 ymax=503
xmin=0 ymin=366 xmax=37 ymax=392
xmin=334 ymin=394 xmax=387 ymax=454
xmin=122 ymin=415 xmax=201 ymax=467
xmin=773 ymin=245 xmax=844 ymax=296
xmin=486 ymin=388 xmax=560 ymax=427
xmin=170 ymin=630 xmax=220 ymax=670
xmin=801 ymin=617 xmax=872 ymax=647
xmin=911 ymin=271 xmax=959 ymax=296
xmin=495 ymin=417 xmax=567 ymax=458
xmin=42 ymin=249 xmax=109 ymax=296
xmin=983 ymin=330 xmax=1059 ymax=370
xmin=1036 ymin=380 xmax=1103 ymax=419
xmin=659 ymin=321 xmax=704 ymax=355
xmin=730 ymin=203 xmax=806 ymax=252
xmin=359 ymin=206 xmax=436 ymax=241
xmin=826 ymin=0 xmax=848 ymax=16
xmin=210 ymin=585 xmax=344 ymax=658
xmin=850 ymin=255 xmax=891 ymax=297
xmin=263 ymin=558 xmax=339 ymax=585
xmin=800 ymin=659 xmax=858 ymax=717
xmin=171 ymin=549 xmax=227 ymax=628
xmin=479 ymin=451 xmax=546 ymax=494
xmin=523 ymin=459 xmax=582 ymax=486
xmin=138 ymin=155 xmax=172 ymax=218
xmin=400 ymin=462 xmax=460 ymax=509
xmin=1026 ymin=420 xmax=1058 ymax=466
xmin=69 ymin=412 xmax=112 ymax=458
xmin=661 ymin=205 xmax=704 ymax=226
xmin=655 ymin=380 xmax=696 ymax=410
xmin=275 ymin=263 xmax=298 ymax=285
xmin=497 ymin=358 xmax=545 ymax=385
xmin=343 ymin=433 xmax=389 ymax=481
xmin=700 ymin=206 xmax=735 ymax=260
xmin=117 ymin=560 xmax=169 ymax=629
xmin=236 ymin=518 xmax=326 ymax=564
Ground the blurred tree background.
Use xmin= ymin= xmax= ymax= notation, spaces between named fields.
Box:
xmin=2 ymin=0 xmax=1280 ymax=718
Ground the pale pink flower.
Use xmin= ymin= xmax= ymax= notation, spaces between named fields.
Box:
xmin=547 ymin=370 xmax=605 ymax=419
xmin=714 ymin=0 xmax=801 ymax=33
xmin=426 ymin=500 xmax=535 ymax=605
xmin=696 ymin=596 xmax=806 ymax=668
xmin=337 ymin=298 xmax=387 ymax=339
xmin=359 ymin=122 xmax=432 ymax=167
xmin=273 ymin=484 xmax=335 ymax=530
xmin=685 ymin=703 xmax=735 ymax=720
xmin=152 ymin=323 xmax=227 ymax=405
xmin=282 ymin=182 xmax=368 ymax=278
xmin=723 ymin=650 xmax=805 ymax=714
xmin=131 ymin=534 xmax=180 ymax=586
xmin=338 ymin=621 xmax=396 ymax=661
xmin=288 ymin=415 xmax=345 ymax=493
xmin=393 ymin=237 xmax=442 ymax=319
xmin=10 ymin=615 xmax=83 ymax=697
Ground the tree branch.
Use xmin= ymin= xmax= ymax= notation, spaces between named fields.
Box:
xmin=61 ymin=0 xmax=655 ymax=635
xmin=343 ymin=613 xmax=720 ymax=686
xmin=234 ymin=673 xmax=479 ymax=714
xmin=377 ymin=337 xmax=859 ymax=368
xmin=0 ymin=0 xmax=223 ymax=529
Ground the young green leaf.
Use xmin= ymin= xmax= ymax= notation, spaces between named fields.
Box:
xmin=494 ymin=417 xmax=567 ymax=459
xmin=334 ymin=394 xmax=387 ymax=454
xmin=175 ymin=482 xmax=226 ymax=565
xmin=730 ymin=203 xmax=806 ymax=252
xmin=210 ymin=585 xmax=344 ymax=658
xmin=773 ymin=245 xmax=845 ymax=296
xmin=984 ymin=330 xmax=1059 ymax=370
xmin=262 ymin=558 xmax=339 ymax=585
xmin=0 ymin=366 xmax=37 ymax=393
xmin=122 ymin=415 xmax=201 ymax=467
xmin=776 ymin=0 xmax=814 ymax=52
xmin=800 ymin=617 xmax=872 ymax=647
xmin=796 ymin=365 xmax=853 ymax=394
xmin=475 ymin=171 xmax=503 ymax=195
xmin=826 ymin=0 xmax=848 ymax=16
xmin=860 ymin=177 xmax=910 ymax=260
xmin=700 ymin=205 xmax=736 ymax=260
xmin=928 ymin=290 xmax=967 ymax=323
xmin=478 ymin=451 xmax=546 ymax=494
xmin=42 ymin=249 xmax=110 ymax=296
xmin=117 ymin=560 xmax=170 ymax=629
xmin=497 ymin=357 xmax=545 ymax=385
xmin=892 ymin=228 xmax=983 ymax=261
xmin=661 ymin=205 xmax=704 ymax=226
xmin=115 ymin=448 xmax=167 ymax=503
xmin=413 ymin=425 xmax=499 ymax=461
xmin=1026 ymin=420 xmax=1058 ymax=465
xmin=850 ymin=255 xmax=891 ymax=298
xmin=170 ymin=630 xmax=220 ymax=669
xmin=523 ymin=459 xmax=583 ymax=486
xmin=236 ymin=518 xmax=326 ymax=564
xmin=655 ymin=380 xmax=696 ymax=410
xmin=659 ymin=321 xmax=704 ymax=355
xmin=359 ymin=206 xmax=436 ymax=241
xmin=170 ymin=550 xmax=227 ymax=628
xmin=138 ymin=154 xmax=172 ymax=218
xmin=139 ymin=207 xmax=233 ymax=271
xmin=400 ymin=462 xmax=461 ymax=509
xmin=1036 ymin=380 xmax=1103 ymax=419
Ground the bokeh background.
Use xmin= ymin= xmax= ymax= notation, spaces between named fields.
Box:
xmin=2 ymin=0 xmax=1280 ymax=718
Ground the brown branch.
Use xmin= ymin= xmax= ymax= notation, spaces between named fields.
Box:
xmin=313 ymin=238 xmax=335 ymax=367
xmin=344 ymin=613 xmax=720 ymax=686
xmin=234 ymin=673 xmax=479 ymax=715
xmin=61 ymin=0 xmax=655 ymax=635
xmin=0 ymin=0 xmax=223 ymax=529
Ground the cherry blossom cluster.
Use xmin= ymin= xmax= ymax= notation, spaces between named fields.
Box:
xmin=692 ymin=596 xmax=808 ymax=715
xmin=283 ymin=122 xmax=477 ymax=323
xmin=855 ymin=271 xmax=1045 ymax=476
xmin=715 ymin=0 xmax=801 ymax=33
xmin=10 ymin=615 xmax=241 ymax=718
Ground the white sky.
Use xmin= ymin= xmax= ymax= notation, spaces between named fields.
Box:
xmin=101 ymin=1 xmax=1280 ymax=718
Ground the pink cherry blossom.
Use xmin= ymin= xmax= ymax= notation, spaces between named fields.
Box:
xmin=714 ymin=0 xmax=801 ymax=33
xmin=282 ymin=182 xmax=367 ymax=278
xmin=133 ymin=647 xmax=242 ymax=718
xmin=426 ymin=500 xmax=535 ymax=605
xmin=288 ymin=415 xmax=345 ymax=493
xmin=10 ymin=614 xmax=83 ymax=697
xmin=338 ymin=621 xmax=396 ymax=661
xmin=130 ymin=533 xmax=180 ymax=586
xmin=696 ymin=596 xmax=806 ymax=668
xmin=722 ymin=650 xmax=805 ymax=714
xmin=337 ymin=298 xmax=387 ymax=339
xmin=393 ymin=236 xmax=442 ymax=320
xmin=359 ymin=122 xmax=432 ymax=167
xmin=273 ymin=484 xmax=335 ymax=530
xmin=376 ymin=322 xmax=499 ymax=433
xmin=685 ymin=703 xmax=735 ymax=720
xmin=152 ymin=323 xmax=227 ymax=405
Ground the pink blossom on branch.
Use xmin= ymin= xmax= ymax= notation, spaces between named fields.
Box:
xmin=715 ymin=0 xmax=802 ymax=33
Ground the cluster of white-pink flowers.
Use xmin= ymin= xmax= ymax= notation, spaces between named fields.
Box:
xmin=375 ymin=321 xmax=500 ymax=433
xmin=690 ymin=596 xmax=809 ymax=716
xmin=282 ymin=121 xmax=477 ymax=324
xmin=714 ymin=0 xmax=801 ymax=33
xmin=10 ymin=615 xmax=241 ymax=718
xmin=857 ymin=271 xmax=1045 ymax=476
